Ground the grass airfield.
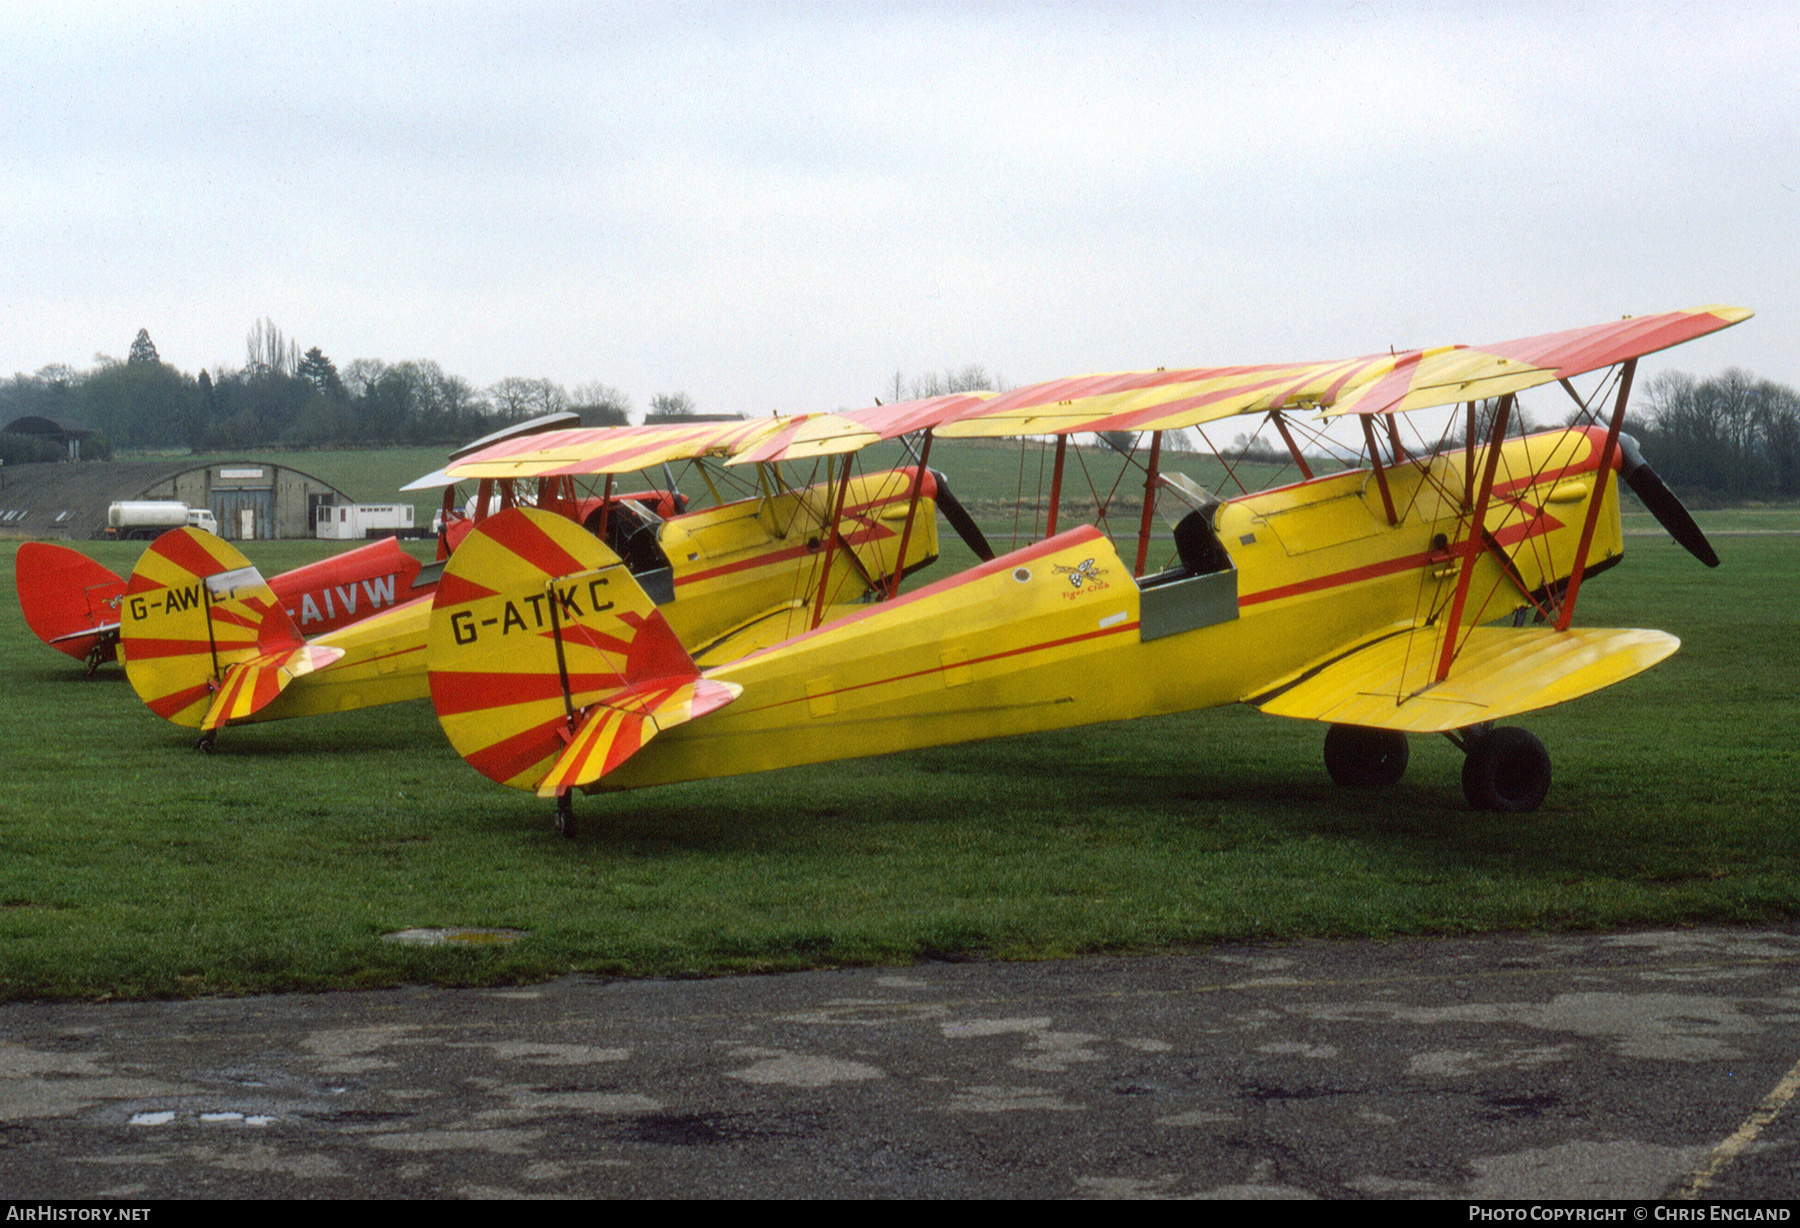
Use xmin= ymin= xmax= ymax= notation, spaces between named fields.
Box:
xmin=1 ymin=457 xmax=1796 ymax=1000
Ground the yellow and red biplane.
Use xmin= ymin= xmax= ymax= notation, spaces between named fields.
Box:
xmin=117 ymin=436 xmax=958 ymax=743
xmin=14 ymin=412 xmax=612 ymax=675
xmin=409 ymin=305 xmax=1744 ymax=834
xmin=17 ymin=534 xmax=443 ymax=676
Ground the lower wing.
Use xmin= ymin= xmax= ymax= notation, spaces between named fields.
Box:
xmin=1246 ymin=625 xmax=1678 ymax=733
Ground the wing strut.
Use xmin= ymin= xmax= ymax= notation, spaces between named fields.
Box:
xmin=1045 ymin=434 xmax=1068 ymax=536
xmin=809 ymin=451 xmax=856 ymax=629
xmin=595 ymin=473 xmax=615 ymax=544
xmin=1134 ymin=430 xmax=1163 ymax=577
xmin=1554 ymin=358 xmax=1636 ymax=631
xmin=1462 ymin=402 xmax=1477 ymax=511
xmin=1270 ymin=411 xmax=1314 ymax=480
xmin=1360 ymin=416 xmax=1399 ymax=526
xmin=886 ymin=429 xmax=934 ymax=599
xmin=1435 ymin=393 xmax=1515 ymax=683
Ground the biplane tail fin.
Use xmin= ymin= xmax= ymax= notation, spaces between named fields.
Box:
xmin=120 ymin=528 xmax=341 ymax=730
xmin=14 ymin=542 xmax=128 ymax=671
xmin=427 ymin=507 xmax=740 ymax=795
xmin=1247 ymin=624 xmax=1679 ymax=734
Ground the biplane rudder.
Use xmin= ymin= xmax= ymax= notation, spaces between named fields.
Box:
xmin=118 ymin=527 xmax=316 ymax=730
xmin=14 ymin=542 xmax=128 ymax=671
xmin=426 ymin=507 xmax=739 ymax=802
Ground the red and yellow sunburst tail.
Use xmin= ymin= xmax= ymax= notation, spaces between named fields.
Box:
xmin=427 ymin=508 xmax=740 ymax=795
xmin=119 ymin=528 xmax=311 ymax=729
xmin=534 ymin=672 xmax=742 ymax=799
xmin=14 ymin=542 xmax=127 ymax=667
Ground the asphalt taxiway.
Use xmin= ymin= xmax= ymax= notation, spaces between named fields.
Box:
xmin=4 ymin=926 xmax=1797 ymax=1199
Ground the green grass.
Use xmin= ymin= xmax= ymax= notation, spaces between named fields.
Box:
xmin=4 ymin=454 xmax=1796 ymax=1001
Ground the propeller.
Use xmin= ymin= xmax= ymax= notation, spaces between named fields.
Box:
xmin=1616 ymin=434 xmax=1719 ymax=568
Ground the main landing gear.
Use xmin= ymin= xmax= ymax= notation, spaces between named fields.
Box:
xmin=1452 ymin=724 xmax=1551 ymax=813
xmin=1322 ymin=724 xmax=1409 ymax=789
xmin=1321 ymin=721 xmax=1553 ymax=812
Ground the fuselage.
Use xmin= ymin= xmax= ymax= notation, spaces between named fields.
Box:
xmin=585 ymin=427 xmax=1625 ymax=792
xmin=134 ymin=468 xmax=942 ymax=728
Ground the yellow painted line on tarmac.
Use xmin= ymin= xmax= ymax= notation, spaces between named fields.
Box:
xmin=1670 ymin=1052 xmax=1800 ymax=1199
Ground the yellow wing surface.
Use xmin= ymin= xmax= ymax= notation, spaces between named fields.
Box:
xmin=1248 ymin=625 xmax=1679 ymax=733
xmin=933 ymin=305 xmax=1752 ymax=437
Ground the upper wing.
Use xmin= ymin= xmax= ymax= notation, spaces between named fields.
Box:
xmin=1323 ymin=305 xmax=1753 ymax=418
xmin=932 ymin=358 xmax=1402 ymax=439
xmin=437 ymin=418 xmax=788 ymax=481
xmin=936 ymin=306 xmax=1752 ymax=439
xmin=419 ymin=305 xmax=1751 ymax=481
xmin=1246 ymin=625 xmax=1679 ymax=733
xmin=728 ymin=393 xmax=997 ymax=464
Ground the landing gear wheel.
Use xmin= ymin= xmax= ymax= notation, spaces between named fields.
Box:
xmin=1461 ymin=726 xmax=1551 ymax=813
xmin=1323 ymin=724 xmax=1409 ymax=789
xmin=554 ymin=792 xmax=577 ymax=840
xmin=192 ymin=732 xmax=216 ymax=753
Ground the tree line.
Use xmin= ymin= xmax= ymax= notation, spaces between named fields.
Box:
xmin=0 ymin=322 xmax=659 ymax=460
xmin=7 ymin=326 xmax=1789 ymax=503
xmin=1632 ymin=369 xmax=1800 ymax=501
xmin=1 ymin=335 xmax=1012 ymax=464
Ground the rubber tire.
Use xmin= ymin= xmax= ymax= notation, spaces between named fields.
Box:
xmin=555 ymin=795 xmax=577 ymax=840
xmin=1323 ymin=724 xmax=1410 ymax=789
xmin=1461 ymin=726 xmax=1551 ymax=813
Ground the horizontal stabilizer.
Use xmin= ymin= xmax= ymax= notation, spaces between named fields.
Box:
xmin=200 ymin=644 xmax=347 ymax=732
xmin=50 ymin=622 xmax=120 ymax=646
xmin=1250 ymin=626 xmax=1679 ymax=733
xmin=536 ymin=676 xmax=742 ymax=797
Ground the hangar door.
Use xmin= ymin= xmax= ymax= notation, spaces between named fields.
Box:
xmin=210 ymin=489 xmax=271 ymax=540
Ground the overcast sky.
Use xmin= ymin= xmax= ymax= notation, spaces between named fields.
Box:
xmin=4 ymin=1 xmax=1794 ymax=420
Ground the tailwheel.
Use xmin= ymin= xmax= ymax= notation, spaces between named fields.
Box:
xmin=192 ymin=731 xmax=217 ymax=753
xmin=554 ymin=791 xmax=577 ymax=840
xmin=1460 ymin=726 xmax=1550 ymax=813
xmin=1322 ymin=723 xmax=1409 ymax=789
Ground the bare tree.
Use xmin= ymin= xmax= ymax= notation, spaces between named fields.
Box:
xmin=949 ymin=363 xmax=991 ymax=393
xmin=245 ymin=318 xmax=299 ymax=377
xmin=488 ymin=376 xmax=571 ymax=422
xmin=908 ymin=370 xmax=945 ymax=399
xmin=647 ymin=391 xmax=697 ymax=421
xmin=1639 ymin=367 xmax=1800 ymax=498
xmin=341 ymin=358 xmax=388 ymax=400
xmin=904 ymin=364 xmax=998 ymax=400
xmin=571 ymin=381 xmax=631 ymax=427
